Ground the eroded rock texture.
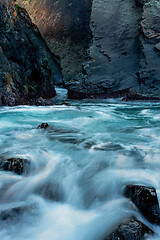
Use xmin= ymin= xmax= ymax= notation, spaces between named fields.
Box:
xmin=0 ymin=0 xmax=62 ymax=106
xmin=12 ymin=0 xmax=160 ymax=99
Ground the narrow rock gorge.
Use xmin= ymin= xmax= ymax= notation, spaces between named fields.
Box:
xmin=17 ymin=0 xmax=160 ymax=99
xmin=1 ymin=2 xmax=160 ymax=240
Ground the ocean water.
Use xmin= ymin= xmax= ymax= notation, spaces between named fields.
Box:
xmin=0 ymin=88 xmax=160 ymax=239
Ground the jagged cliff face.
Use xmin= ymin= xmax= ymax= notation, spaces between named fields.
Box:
xmin=16 ymin=0 xmax=92 ymax=84
xmin=0 ymin=0 xmax=62 ymax=106
xmin=15 ymin=0 xmax=160 ymax=99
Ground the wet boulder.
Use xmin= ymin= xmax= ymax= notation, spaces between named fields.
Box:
xmin=124 ymin=185 xmax=160 ymax=224
xmin=103 ymin=217 xmax=153 ymax=240
xmin=38 ymin=123 xmax=49 ymax=129
xmin=0 ymin=158 xmax=30 ymax=175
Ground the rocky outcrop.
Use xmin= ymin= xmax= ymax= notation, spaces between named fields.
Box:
xmin=124 ymin=185 xmax=160 ymax=225
xmin=16 ymin=0 xmax=160 ymax=100
xmin=102 ymin=217 xmax=153 ymax=240
xmin=0 ymin=0 xmax=62 ymax=106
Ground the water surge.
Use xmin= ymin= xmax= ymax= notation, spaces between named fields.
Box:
xmin=0 ymin=92 xmax=160 ymax=239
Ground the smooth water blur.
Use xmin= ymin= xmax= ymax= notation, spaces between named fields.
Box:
xmin=0 ymin=89 xmax=160 ymax=239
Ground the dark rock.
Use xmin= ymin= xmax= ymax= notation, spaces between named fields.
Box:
xmin=124 ymin=185 xmax=160 ymax=224
xmin=0 ymin=0 xmax=62 ymax=106
xmin=38 ymin=123 xmax=49 ymax=129
xmin=102 ymin=217 xmax=153 ymax=240
xmin=0 ymin=158 xmax=30 ymax=175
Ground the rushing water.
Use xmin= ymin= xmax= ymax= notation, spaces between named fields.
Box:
xmin=0 ymin=88 xmax=160 ymax=239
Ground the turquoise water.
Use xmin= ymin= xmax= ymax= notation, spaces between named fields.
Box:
xmin=0 ymin=89 xmax=160 ymax=239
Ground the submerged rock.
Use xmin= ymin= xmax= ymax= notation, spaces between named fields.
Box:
xmin=38 ymin=123 xmax=49 ymax=129
xmin=0 ymin=158 xmax=30 ymax=175
xmin=124 ymin=185 xmax=160 ymax=224
xmin=0 ymin=205 xmax=35 ymax=221
xmin=103 ymin=217 xmax=153 ymax=240
xmin=0 ymin=0 xmax=62 ymax=106
xmin=37 ymin=182 xmax=63 ymax=202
